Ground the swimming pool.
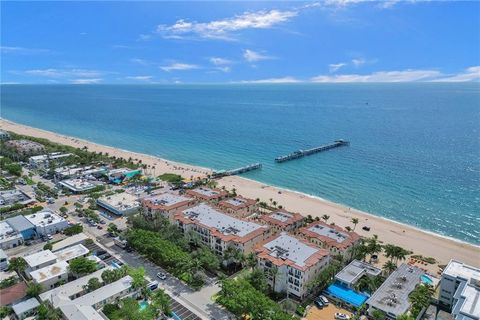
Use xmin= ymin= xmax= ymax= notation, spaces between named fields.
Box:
xmin=325 ymin=283 xmax=368 ymax=307
xmin=138 ymin=301 xmax=148 ymax=311
xmin=420 ymin=274 xmax=433 ymax=285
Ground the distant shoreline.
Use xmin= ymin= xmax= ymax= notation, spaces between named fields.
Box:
xmin=1 ymin=117 xmax=479 ymax=267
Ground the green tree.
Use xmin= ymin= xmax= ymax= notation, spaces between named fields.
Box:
xmin=68 ymin=257 xmax=97 ymax=275
xmin=151 ymin=289 xmax=172 ymax=317
xmin=383 ymin=260 xmax=397 ymax=275
xmin=107 ymin=223 xmax=119 ymax=235
xmin=372 ymin=310 xmax=386 ymax=320
xmin=7 ymin=257 xmax=27 ymax=277
xmin=63 ymin=224 xmax=83 ymax=236
xmin=409 ymin=284 xmax=434 ymax=318
xmin=37 ymin=302 xmax=62 ymax=320
xmin=26 ymin=281 xmax=43 ymax=297
xmin=397 ymin=314 xmax=415 ymax=320
xmin=247 ymin=268 xmax=269 ymax=294
xmin=321 ymin=214 xmax=330 ymax=223
xmin=59 ymin=206 xmax=68 ymax=214
xmin=0 ymin=306 xmax=12 ymax=318
xmin=245 ymin=252 xmax=257 ymax=270
xmin=351 ymin=218 xmax=359 ymax=231
xmin=43 ymin=242 xmax=53 ymax=250
xmin=83 ymin=277 xmax=102 ymax=292
xmin=127 ymin=266 xmax=146 ymax=289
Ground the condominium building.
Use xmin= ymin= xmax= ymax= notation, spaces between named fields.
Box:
xmin=439 ymin=260 xmax=480 ymax=320
xmin=185 ymin=187 xmax=228 ymax=203
xmin=174 ymin=203 xmax=270 ymax=256
xmin=97 ymin=193 xmax=140 ymax=216
xmin=366 ymin=264 xmax=424 ymax=319
xmin=255 ymin=232 xmax=330 ymax=299
xmin=217 ymin=196 xmax=257 ymax=218
xmin=29 ymin=152 xmax=72 ymax=169
xmin=4 ymin=140 xmax=45 ymax=156
xmin=259 ymin=209 xmax=304 ymax=233
xmin=142 ymin=192 xmax=195 ymax=221
xmin=299 ymin=221 xmax=361 ymax=259
xmin=55 ymin=166 xmax=107 ymax=180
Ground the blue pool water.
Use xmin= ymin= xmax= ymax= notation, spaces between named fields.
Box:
xmin=325 ymin=283 xmax=368 ymax=307
xmin=138 ymin=301 xmax=148 ymax=311
xmin=420 ymin=274 xmax=433 ymax=285
xmin=1 ymin=84 xmax=479 ymax=244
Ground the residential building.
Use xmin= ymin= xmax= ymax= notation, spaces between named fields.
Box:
xmin=52 ymin=233 xmax=88 ymax=252
xmin=54 ymin=165 xmax=107 ymax=180
xmin=0 ymin=189 xmax=35 ymax=207
xmin=335 ymin=259 xmax=382 ymax=288
xmin=0 ymin=130 xmax=10 ymax=141
xmin=174 ymin=203 xmax=270 ymax=256
xmin=97 ymin=192 xmax=140 ymax=216
xmin=23 ymin=250 xmax=57 ymax=274
xmin=54 ymin=244 xmax=89 ymax=262
xmin=142 ymin=192 xmax=195 ymax=221
xmin=108 ymin=168 xmax=142 ymax=184
xmin=0 ymin=282 xmax=27 ymax=306
xmin=25 ymin=210 xmax=69 ymax=236
xmin=58 ymin=178 xmax=102 ymax=193
xmin=0 ymin=249 xmax=8 ymax=271
xmin=4 ymin=139 xmax=45 ymax=156
xmin=186 ymin=187 xmax=228 ymax=203
xmin=217 ymin=196 xmax=257 ymax=218
xmin=259 ymin=209 xmax=304 ymax=233
xmin=255 ymin=232 xmax=330 ymax=299
xmin=30 ymin=260 xmax=69 ymax=290
xmin=29 ymin=152 xmax=72 ymax=169
xmin=0 ymin=221 xmax=23 ymax=249
xmin=299 ymin=221 xmax=361 ymax=259
xmin=5 ymin=215 xmax=36 ymax=240
xmin=366 ymin=264 xmax=424 ymax=319
xmin=11 ymin=297 xmax=40 ymax=320
xmin=439 ymin=260 xmax=480 ymax=320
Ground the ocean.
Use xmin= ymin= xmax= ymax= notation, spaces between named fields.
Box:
xmin=1 ymin=83 xmax=479 ymax=245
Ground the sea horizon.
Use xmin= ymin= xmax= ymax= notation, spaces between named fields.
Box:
xmin=1 ymin=83 xmax=479 ymax=245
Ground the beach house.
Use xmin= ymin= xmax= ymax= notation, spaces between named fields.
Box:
xmin=186 ymin=187 xmax=228 ymax=203
xmin=217 ymin=196 xmax=257 ymax=218
xmin=259 ymin=209 xmax=304 ymax=233
xmin=174 ymin=203 xmax=270 ymax=256
xmin=255 ymin=232 xmax=330 ymax=300
xmin=299 ymin=221 xmax=361 ymax=259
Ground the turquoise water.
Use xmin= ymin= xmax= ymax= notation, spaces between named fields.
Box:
xmin=1 ymin=84 xmax=479 ymax=244
xmin=139 ymin=301 xmax=148 ymax=311
xmin=420 ymin=274 xmax=433 ymax=285
xmin=325 ymin=283 xmax=368 ymax=307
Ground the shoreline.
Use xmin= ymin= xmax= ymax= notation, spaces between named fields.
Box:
xmin=1 ymin=118 xmax=479 ymax=267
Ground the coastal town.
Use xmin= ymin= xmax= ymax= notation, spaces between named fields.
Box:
xmin=0 ymin=126 xmax=478 ymax=320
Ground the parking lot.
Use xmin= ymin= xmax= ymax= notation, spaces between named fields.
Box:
xmin=170 ymin=299 xmax=202 ymax=320
xmin=306 ymin=304 xmax=352 ymax=320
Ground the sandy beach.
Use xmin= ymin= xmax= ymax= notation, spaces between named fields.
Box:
xmin=1 ymin=118 xmax=479 ymax=268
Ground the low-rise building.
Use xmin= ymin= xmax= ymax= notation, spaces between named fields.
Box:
xmin=23 ymin=250 xmax=57 ymax=274
xmin=174 ymin=203 xmax=270 ymax=256
xmin=97 ymin=193 xmax=140 ymax=216
xmin=186 ymin=187 xmax=228 ymax=203
xmin=25 ymin=210 xmax=69 ymax=236
xmin=335 ymin=259 xmax=382 ymax=288
xmin=142 ymin=192 xmax=195 ymax=221
xmin=54 ymin=244 xmax=89 ymax=262
xmin=29 ymin=152 xmax=72 ymax=169
xmin=59 ymin=178 xmax=102 ymax=193
xmin=30 ymin=260 xmax=69 ymax=290
xmin=299 ymin=221 xmax=361 ymax=259
xmin=439 ymin=260 xmax=480 ymax=320
xmin=0 ymin=281 xmax=27 ymax=306
xmin=0 ymin=221 xmax=23 ymax=249
xmin=4 ymin=139 xmax=45 ymax=156
xmin=11 ymin=297 xmax=40 ymax=320
xmin=0 ymin=189 xmax=35 ymax=207
xmin=55 ymin=165 xmax=107 ymax=180
xmin=5 ymin=215 xmax=36 ymax=240
xmin=0 ymin=249 xmax=8 ymax=271
xmin=255 ymin=232 xmax=330 ymax=299
xmin=0 ymin=130 xmax=10 ymax=141
xmin=108 ymin=168 xmax=142 ymax=184
xmin=217 ymin=196 xmax=257 ymax=218
xmin=52 ymin=233 xmax=88 ymax=252
xmin=259 ymin=209 xmax=304 ymax=233
xmin=366 ymin=264 xmax=424 ymax=319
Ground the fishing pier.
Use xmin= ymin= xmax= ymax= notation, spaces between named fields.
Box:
xmin=212 ymin=163 xmax=262 ymax=178
xmin=275 ymin=140 xmax=349 ymax=163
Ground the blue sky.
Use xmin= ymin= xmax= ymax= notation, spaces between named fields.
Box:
xmin=1 ymin=1 xmax=479 ymax=84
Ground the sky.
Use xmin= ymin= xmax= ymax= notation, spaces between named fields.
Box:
xmin=1 ymin=1 xmax=479 ymax=84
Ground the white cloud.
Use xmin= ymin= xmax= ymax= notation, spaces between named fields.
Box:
xmin=209 ymin=57 xmax=233 ymax=66
xmin=160 ymin=63 xmax=200 ymax=72
xmin=156 ymin=9 xmax=298 ymax=40
xmin=311 ymin=69 xmax=442 ymax=82
xmin=125 ymin=76 xmax=153 ymax=81
xmin=432 ymin=66 xmax=480 ymax=82
xmin=238 ymin=76 xmax=301 ymax=84
xmin=24 ymin=68 xmax=102 ymax=78
xmin=130 ymin=58 xmax=151 ymax=66
xmin=329 ymin=63 xmax=346 ymax=73
xmin=352 ymin=58 xmax=366 ymax=67
xmin=70 ymin=78 xmax=102 ymax=84
xmin=1 ymin=46 xmax=51 ymax=54
xmin=243 ymin=49 xmax=273 ymax=62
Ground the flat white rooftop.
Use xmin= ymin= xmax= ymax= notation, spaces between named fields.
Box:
xmin=12 ymin=297 xmax=40 ymax=316
xmin=60 ymin=304 xmax=104 ymax=320
xmin=182 ymin=203 xmax=266 ymax=237
xmin=455 ymin=282 xmax=480 ymax=319
xmin=263 ymin=232 xmax=320 ymax=268
xmin=192 ymin=187 xmax=220 ymax=197
xmin=0 ymin=221 xmax=22 ymax=243
xmin=52 ymin=233 xmax=88 ymax=252
xmin=145 ymin=193 xmax=190 ymax=207
xmin=30 ymin=260 xmax=69 ymax=283
xmin=24 ymin=250 xmax=57 ymax=268
xmin=54 ymin=244 xmax=89 ymax=262
xmin=73 ymin=275 xmax=132 ymax=307
xmin=59 ymin=179 xmax=98 ymax=192
xmin=269 ymin=211 xmax=293 ymax=222
xmin=307 ymin=223 xmax=348 ymax=243
xmin=25 ymin=210 xmax=66 ymax=227
xmin=444 ymin=260 xmax=480 ymax=281
xmin=224 ymin=197 xmax=248 ymax=207
xmin=30 ymin=152 xmax=71 ymax=162
xmin=97 ymin=193 xmax=140 ymax=211
xmin=335 ymin=260 xmax=382 ymax=285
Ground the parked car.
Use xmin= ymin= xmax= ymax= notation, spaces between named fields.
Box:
xmin=147 ymin=281 xmax=159 ymax=291
xmin=318 ymin=295 xmax=329 ymax=305
xmin=99 ymin=220 xmax=106 ymax=225
xmin=314 ymin=299 xmax=324 ymax=309
xmin=96 ymin=250 xmax=107 ymax=256
xmin=362 ymin=226 xmax=371 ymax=231
xmin=157 ymin=272 xmax=167 ymax=280
xmin=46 ymin=234 xmax=53 ymax=240
xmin=97 ymin=225 xmax=103 ymax=229
xmin=99 ymin=253 xmax=111 ymax=260
xmin=335 ymin=313 xmax=350 ymax=320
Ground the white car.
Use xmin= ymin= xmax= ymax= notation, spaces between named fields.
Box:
xmin=46 ymin=234 xmax=53 ymax=240
xmin=157 ymin=272 xmax=167 ymax=280
xmin=335 ymin=313 xmax=350 ymax=320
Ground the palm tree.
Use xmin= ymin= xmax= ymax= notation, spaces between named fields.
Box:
xmin=152 ymin=289 xmax=172 ymax=317
xmin=268 ymin=265 xmax=279 ymax=293
xmin=383 ymin=260 xmax=397 ymax=275
xmin=321 ymin=214 xmax=330 ymax=223
xmin=351 ymin=218 xmax=359 ymax=231
xmin=245 ymin=252 xmax=257 ymax=270
xmin=7 ymin=257 xmax=27 ymax=279
xmin=366 ymin=236 xmax=383 ymax=261
xmin=345 ymin=226 xmax=352 ymax=232
xmin=26 ymin=282 xmax=43 ymax=297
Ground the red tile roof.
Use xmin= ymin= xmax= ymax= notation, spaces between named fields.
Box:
xmin=299 ymin=221 xmax=361 ymax=251
xmin=259 ymin=209 xmax=304 ymax=228
xmin=218 ymin=196 xmax=257 ymax=211
xmin=0 ymin=281 xmax=27 ymax=306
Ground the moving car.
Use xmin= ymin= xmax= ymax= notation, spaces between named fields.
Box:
xmin=335 ymin=313 xmax=350 ymax=320
xmin=157 ymin=272 xmax=167 ymax=280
